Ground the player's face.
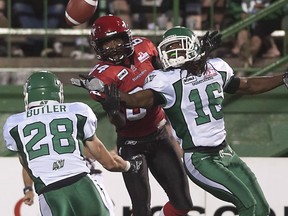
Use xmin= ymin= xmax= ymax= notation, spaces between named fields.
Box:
xmin=166 ymin=41 xmax=182 ymax=50
xmin=166 ymin=41 xmax=186 ymax=58
xmin=101 ymin=38 xmax=126 ymax=63
xmin=102 ymin=38 xmax=124 ymax=49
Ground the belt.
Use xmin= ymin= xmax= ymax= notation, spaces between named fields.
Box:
xmin=184 ymin=140 xmax=227 ymax=153
xmin=38 ymin=172 xmax=87 ymax=194
xmin=118 ymin=125 xmax=167 ymax=145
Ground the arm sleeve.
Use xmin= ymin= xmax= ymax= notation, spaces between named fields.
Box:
xmin=77 ymin=103 xmax=98 ymax=141
xmin=208 ymin=58 xmax=236 ymax=91
xmin=3 ymin=116 xmax=18 ymax=151
xmin=144 ymin=71 xmax=174 ymax=108
xmin=152 ymin=90 xmax=166 ymax=106
xmin=224 ymin=76 xmax=240 ymax=94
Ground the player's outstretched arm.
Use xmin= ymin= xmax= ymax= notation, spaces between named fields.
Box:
xmin=120 ymin=89 xmax=154 ymax=109
xmin=85 ymin=135 xmax=142 ymax=173
xmin=99 ymin=83 xmax=154 ymax=109
xmin=237 ymin=73 xmax=286 ymax=95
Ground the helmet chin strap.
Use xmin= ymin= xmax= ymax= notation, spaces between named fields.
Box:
xmin=108 ymin=54 xmax=125 ymax=64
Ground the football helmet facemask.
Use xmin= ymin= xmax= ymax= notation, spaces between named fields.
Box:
xmin=90 ymin=15 xmax=134 ymax=64
xmin=157 ymin=26 xmax=202 ymax=70
xmin=23 ymin=71 xmax=63 ymax=110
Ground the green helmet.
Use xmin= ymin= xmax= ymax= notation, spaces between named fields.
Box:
xmin=157 ymin=26 xmax=202 ymax=70
xmin=23 ymin=71 xmax=64 ymax=110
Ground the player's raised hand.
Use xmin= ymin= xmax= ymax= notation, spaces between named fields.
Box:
xmin=101 ymin=83 xmax=121 ymax=116
xmin=199 ymin=31 xmax=222 ymax=55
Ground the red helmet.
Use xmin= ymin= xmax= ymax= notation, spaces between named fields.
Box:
xmin=90 ymin=15 xmax=134 ymax=64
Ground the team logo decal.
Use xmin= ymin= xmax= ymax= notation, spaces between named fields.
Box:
xmin=182 ymin=67 xmax=218 ymax=85
xmin=144 ymin=74 xmax=156 ymax=84
xmin=205 ymin=68 xmax=218 ymax=76
xmin=130 ymin=65 xmax=137 ymax=72
xmin=183 ymin=75 xmax=197 ymax=84
xmin=117 ymin=69 xmax=129 ymax=80
xmin=124 ymin=140 xmax=137 ymax=145
xmin=138 ymin=52 xmax=149 ymax=63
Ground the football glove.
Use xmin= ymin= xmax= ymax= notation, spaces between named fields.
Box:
xmin=199 ymin=31 xmax=222 ymax=55
xmin=71 ymin=74 xmax=105 ymax=92
xmin=127 ymin=154 xmax=143 ymax=173
xmin=283 ymin=71 xmax=288 ymax=88
xmin=101 ymin=83 xmax=121 ymax=116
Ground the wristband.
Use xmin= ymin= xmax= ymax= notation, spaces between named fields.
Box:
xmin=283 ymin=72 xmax=288 ymax=88
xmin=124 ymin=161 xmax=131 ymax=172
xmin=23 ymin=186 xmax=33 ymax=194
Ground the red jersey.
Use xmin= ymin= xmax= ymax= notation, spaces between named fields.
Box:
xmin=88 ymin=36 xmax=166 ymax=137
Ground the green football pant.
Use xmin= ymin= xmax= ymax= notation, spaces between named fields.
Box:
xmin=38 ymin=175 xmax=110 ymax=216
xmin=183 ymin=145 xmax=270 ymax=216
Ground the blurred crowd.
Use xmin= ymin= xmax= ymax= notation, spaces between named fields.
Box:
xmin=0 ymin=0 xmax=286 ymax=62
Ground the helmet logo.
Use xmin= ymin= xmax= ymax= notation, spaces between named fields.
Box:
xmin=40 ymin=100 xmax=47 ymax=105
xmin=91 ymin=27 xmax=96 ymax=37
xmin=121 ymin=21 xmax=127 ymax=28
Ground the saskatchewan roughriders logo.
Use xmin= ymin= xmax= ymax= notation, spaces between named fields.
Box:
xmin=145 ymin=74 xmax=156 ymax=84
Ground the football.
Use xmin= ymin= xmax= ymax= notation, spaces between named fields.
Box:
xmin=65 ymin=0 xmax=98 ymax=26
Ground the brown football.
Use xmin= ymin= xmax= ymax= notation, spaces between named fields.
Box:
xmin=65 ymin=0 xmax=98 ymax=26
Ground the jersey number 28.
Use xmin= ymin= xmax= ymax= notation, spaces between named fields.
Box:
xmin=23 ymin=118 xmax=76 ymax=160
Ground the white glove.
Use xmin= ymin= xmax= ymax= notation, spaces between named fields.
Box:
xmin=71 ymin=74 xmax=105 ymax=92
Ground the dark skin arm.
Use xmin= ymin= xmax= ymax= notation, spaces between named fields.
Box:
xmin=236 ymin=74 xmax=284 ymax=95
xmin=120 ymin=73 xmax=285 ymax=108
xmin=120 ymin=89 xmax=155 ymax=109
xmin=105 ymin=55 xmax=161 ymax=128
xmin=107 ymin=111 xmax=126 ymax=129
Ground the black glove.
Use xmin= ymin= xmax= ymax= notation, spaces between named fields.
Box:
xmin=199 ymin=31 xmax=222 ymax=55
xmin=101 ymin=83 xmax=121 ymax=116
xmin=127 ymin=154 xmax=143 ymax=173
xmin=70 ymin=74 xmax=105 ymax=92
